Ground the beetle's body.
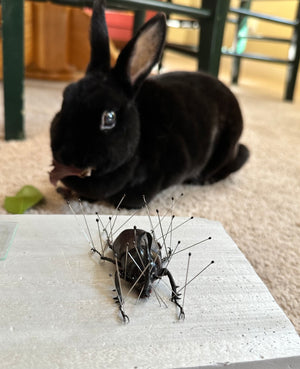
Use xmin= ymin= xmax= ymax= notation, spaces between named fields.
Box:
xmin=112 ymin=228 xmax=163 ymax=298
xmin=92 ymin=227 xmax=184 ymax=322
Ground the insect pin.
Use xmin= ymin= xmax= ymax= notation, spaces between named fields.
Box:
xmin=69 ymin=195 xmax=214 ymax=323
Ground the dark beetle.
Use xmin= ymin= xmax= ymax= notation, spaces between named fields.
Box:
xmin=91 ymin=227 xmax=184 ymax=322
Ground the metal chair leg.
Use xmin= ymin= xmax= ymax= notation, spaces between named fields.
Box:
xmin=133 ymin=10 xmax=146 ymax=34
xmin=198 ymin=0 xmax=229 ymax=77
xmin=284 ymin=2 xmax=300 ymax=101
xmin=2 ymin=0 xmax=25 ymax=140
xmin=231 ymin=0 xmax=251 ymax=85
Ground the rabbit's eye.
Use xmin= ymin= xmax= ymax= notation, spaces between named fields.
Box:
xmin=100 ymin=110 xmax=116 ymax=131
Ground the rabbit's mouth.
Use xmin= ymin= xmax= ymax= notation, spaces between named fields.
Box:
xmin=49 ymin=160 xmax=94 ymax=186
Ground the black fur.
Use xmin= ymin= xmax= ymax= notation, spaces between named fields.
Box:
xmin=50 ymin=0 xmax=249 ymax=209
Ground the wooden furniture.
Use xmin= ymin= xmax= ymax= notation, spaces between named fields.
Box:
xmin=26 ymin=3 xmax=86 ymax=81
xmin=1 ymin=0 xmax=229 ymax=140
xmin=25 ymin=3 xmax=119 ymax=80
xmin=1 ymin=214 xmax=300 ymax=368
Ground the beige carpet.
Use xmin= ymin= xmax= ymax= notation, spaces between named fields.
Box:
xmin=0 ymin=60 xmax=299 ymax=334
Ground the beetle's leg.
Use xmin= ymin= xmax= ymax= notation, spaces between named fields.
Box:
xmin=161 ymin=247 xmax=172 ymax=264
xmin=161 ymin=241 xmax=181 ymax=267
xmin=161 ymin=268 xmax=185 ymax=320
xmin=91 ymin=247 xmax=115 ymax=264
xmin=114 ymin=271 xmax=129 ymax=323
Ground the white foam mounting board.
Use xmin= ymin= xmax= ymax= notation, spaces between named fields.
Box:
xmin=0 ymin=214 xmax=299 ymax=369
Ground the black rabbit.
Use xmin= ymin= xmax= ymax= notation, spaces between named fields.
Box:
xmin=50 ymin=0 xmax=249 ymax=209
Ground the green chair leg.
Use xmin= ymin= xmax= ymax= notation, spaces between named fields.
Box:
xmin=2 ymin=0 xmax=25 ymax=140
xmin=231 ymin=0 xmax=251 ymax=85
xmin=198 ymin=0 xmax=230 ymax=76
xmin=284 ymin=3 xmax=300 ymax=101
xmin=133 ymin=10 xmax=146 ymax=34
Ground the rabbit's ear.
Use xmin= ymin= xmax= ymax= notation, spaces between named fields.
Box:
xmin=86 ymin=0 xmax=110 ymax=73
xmin=114 ymin=13 xmax=166 ymax=92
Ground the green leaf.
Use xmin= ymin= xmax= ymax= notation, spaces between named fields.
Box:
xmin=4 ymin=185 xmax=44 ymax=214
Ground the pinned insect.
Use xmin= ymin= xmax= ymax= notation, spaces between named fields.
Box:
xmin=69 ymin=196 xmax=214 ymax=323
xmin=94 ymin=224 xmax=191 ymax=322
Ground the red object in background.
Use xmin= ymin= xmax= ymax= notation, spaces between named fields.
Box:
xmin=106 ymin=10 xmax=134 ymax=42
xmin=84 ymin=8 xmax=156 ymax=43
xmin=106 ymin=10 xmax=157 ymax=42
